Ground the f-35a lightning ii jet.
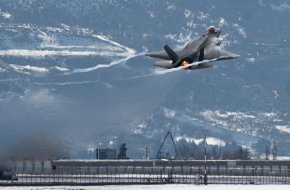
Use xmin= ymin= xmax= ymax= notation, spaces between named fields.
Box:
xmin=146 ymin=26 xmax=239 ymax=70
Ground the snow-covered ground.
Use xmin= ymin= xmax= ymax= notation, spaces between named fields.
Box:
xmin=0 ymin=185 xmax=290 ymax=190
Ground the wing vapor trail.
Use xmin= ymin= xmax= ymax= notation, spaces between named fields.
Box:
xmin=33 ymin=59 xmax=218 ymax=85
xmin=72 ymin=51 xmax=146 ymax=73
xmin=122 ymin=58 xmax=219 ymax=80
xmin=154 ymin=58 xmax=218 ymax=75
xmin=34 ymin=80 xmax=113 ymax=88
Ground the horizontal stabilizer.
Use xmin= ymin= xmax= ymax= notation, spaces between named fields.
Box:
xmin=146 ymin=51 xmax=171 ymax=60
xmin=164 ymin=44 xmax=178 ymax=62
xmin=154 ymin=60 xmax=173 ymax=69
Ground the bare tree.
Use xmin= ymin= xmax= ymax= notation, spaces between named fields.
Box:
xmin=265 ymin=146 xmax=270 ymax=160
xmin=272 ymin=141 xmax=277 ymax=160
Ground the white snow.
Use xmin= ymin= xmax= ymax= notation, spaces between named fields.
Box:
xmin=0 ymin=11 xmax=12 ymax=19
xmin=193 ymin=138 xmax=204 ymax=145
xmin=163 ymin=108 xmax=176 ymax=118
xmin=246 ymin=57 xmax=256 ymax=63
xmin=0 ymin=185 xmax=289 ymax=190
xmin=197 ymin=11 xmax=209 ymax=20
xmin=275 ymin=125 xmax=290 ymax=133
xmin=184 ymin=9 xmax=193 ymax=18
xmin=167 ymin=5 xmax=177 ymax=10
xmin=175 ymin=136 xmax=196 ymax=143
xmin=176 ymin=136 xmax=225 ymax=147
xmin=0 ymin=67 xmax=6 ymax=72
xmin=206 ymin=137 xmax=226 ymax=147
xmin=164 ymin=32 xmax=193 ymax=44
xmin=261 ymin=112 xmax=278 ymax=118
xmin=272 ymin=90 xmax=280 ymax=99
xmin=233 ymin=23 xmax=246 ymax=38
xmin=199 ymin=110 xmax=288 ymax=139
xmin=201 ymin=111 xmax=257 ymax=121
xmin=187 ymin=20 xmax=197 ymax=28
xmin=132 ymin=123 xmax=147 ymax=135
xmin=218 ymin=18 xmax=228 ymax=27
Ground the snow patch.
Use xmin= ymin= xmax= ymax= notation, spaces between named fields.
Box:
xmin=167 ymin=5 xmax=176 ymax=10
xmin=207 ymin=137 xmax=226 ymax=147
xmin=218 ymin=18 xmax=228 ymax=27
xmin=186 ymin=21 xmax=197 ymax=28
xmin=193 ymin=138 xmax=203 ymax=145
xmin=175 ymin=136 xmax=196 ymax=143
xmin=0 ymin=67 xmax=6 ymax=72
xmin=233 ymin=23 xmax=246 ymax=38
xmin=261 ymin=112 xmax=278 ymax=118
xmin=201 ymin=111 xmax=256 ymax=120
xmin=132 ymin=123 xmax=147 ymax=135
xmin=163 ymin=108 xmax=176 ymax=118
xmin=272 ymin=90 xmax=280 ymax=99
xmin=275 ymin=125 xmax=290 ymax=133
xmin=184 ymin=9 xmax=193 ymax=18
xmin=164 ymin=32 xmax=192 ymax=44
xmin=197 ymin=11 xmax=209 ymax=20
xmin=0 ymin=11 xmax=12 ymax=19
xmin=246 ymin=57 xmax=256 ymax=63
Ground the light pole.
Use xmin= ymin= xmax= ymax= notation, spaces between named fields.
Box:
xmin=204 ymin=128 xmax=208 ymax=185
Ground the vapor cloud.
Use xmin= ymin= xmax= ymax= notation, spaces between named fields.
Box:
xmin=72 ymin=51 xmax=146 ymax=73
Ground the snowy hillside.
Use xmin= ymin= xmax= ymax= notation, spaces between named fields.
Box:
xmin=0 ymin=0 xmax=290 ymax=160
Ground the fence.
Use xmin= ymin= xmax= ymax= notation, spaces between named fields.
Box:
xmin=1 ymin=166 xmax=290 ymax=186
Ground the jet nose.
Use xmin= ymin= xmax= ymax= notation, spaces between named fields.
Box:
xmin=206 ymin=26 xmax=221 ymax=37
xmin=207 ymin=26 xmax=216 ymax=33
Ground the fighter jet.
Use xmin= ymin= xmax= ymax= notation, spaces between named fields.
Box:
xmin=146 ymin=26 xmax=239 ymax=70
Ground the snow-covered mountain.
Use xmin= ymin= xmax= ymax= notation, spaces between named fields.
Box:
xmin=0 ymin=0 xmax=290 ymax=160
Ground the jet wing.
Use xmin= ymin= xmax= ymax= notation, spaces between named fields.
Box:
xmin=203 ymin=29 xmax=239 ymax=61
xmin=204 ymin=46 xmax=240 ymax=61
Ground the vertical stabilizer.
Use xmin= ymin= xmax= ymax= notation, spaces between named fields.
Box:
xmin=163 ymin=44 xmax=178 ymax=62
xmin=198 ymin=47 xmax=205 ymax=61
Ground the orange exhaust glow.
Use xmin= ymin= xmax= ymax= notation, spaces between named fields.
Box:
xmin=181 ymin=60 xmax=190 ymax=69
